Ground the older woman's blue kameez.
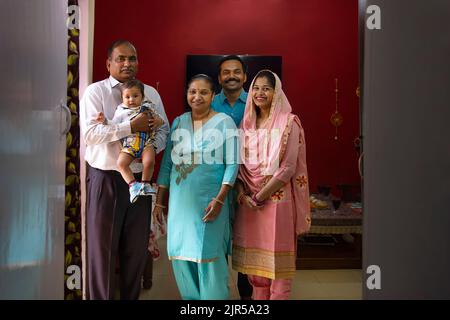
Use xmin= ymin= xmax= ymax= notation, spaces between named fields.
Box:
xmin=157 ymin=112 xmax=238 ymax=299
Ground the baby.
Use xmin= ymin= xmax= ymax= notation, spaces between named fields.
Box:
xmin=96 ymin=79 xmax=161 ymax=203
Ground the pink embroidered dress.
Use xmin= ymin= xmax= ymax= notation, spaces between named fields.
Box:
xmin=232 ymin=71 xmax=311 ymax=279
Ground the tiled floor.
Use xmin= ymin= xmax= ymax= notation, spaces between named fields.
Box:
xmin=139 ymin=238 xmax=362 ymax=300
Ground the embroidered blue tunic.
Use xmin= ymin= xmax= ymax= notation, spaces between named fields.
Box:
xmin=157 ymin=112 xmax=239 ymax=262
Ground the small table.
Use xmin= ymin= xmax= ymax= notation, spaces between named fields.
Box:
xmin=309 ymin=202 xmax=362 ymax=234
xmin=296 ymin=200 xmax=363 ymax=270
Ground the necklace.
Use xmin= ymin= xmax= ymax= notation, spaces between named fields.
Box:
xmin=256 ymin=114 xmax=269 ymax=129
xmin=192 ymin=108 xmax=213 ymax=132
xmin=256 ymin=105 xmax=271 ymax=128
xmin=192 ymin=108 xmax=211 ymax=122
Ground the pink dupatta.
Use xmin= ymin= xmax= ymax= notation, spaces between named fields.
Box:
xmin=239 ymin=71 xmax=311 ymax=235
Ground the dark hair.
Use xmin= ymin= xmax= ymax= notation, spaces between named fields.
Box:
xmin=254 ymin=70 xmax=276 ymax=88
xmin=120 ymin=79 xmax=145 ymax=97
xmin=218 ymin=55 xmax=248 ymax=74
xmin=107 ymin=40 xmax=136 ymax=58
xmin=187 ymin=74 xmax=215 ymax=92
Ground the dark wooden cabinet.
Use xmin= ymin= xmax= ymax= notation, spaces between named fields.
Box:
xmin=297 ymin=233 xmax=362 ymax=270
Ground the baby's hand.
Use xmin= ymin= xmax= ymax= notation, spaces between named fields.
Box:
xmin=95 ymin=112 xmax=106 ymax=124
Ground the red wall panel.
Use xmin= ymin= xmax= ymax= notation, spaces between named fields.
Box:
xmin=93 ymin=0 xmax=360 ymax=195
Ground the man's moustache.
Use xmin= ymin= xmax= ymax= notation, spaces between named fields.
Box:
xmin=225 ymin=78 xmax=240 ymax=83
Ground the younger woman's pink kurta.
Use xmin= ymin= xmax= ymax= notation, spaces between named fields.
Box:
xmin=232 ymin=115 xmax=311 ymax=280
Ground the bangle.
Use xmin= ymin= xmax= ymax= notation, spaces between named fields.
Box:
xmin=237 ymin=193 xmax=246 ymax=204
xmin=251 ymin=194 xmax=265 ymax=206
xmin=154 ymin=203 xmax=166 ymax=209
xmin=213 ymin=197 xmax=224 ymax=205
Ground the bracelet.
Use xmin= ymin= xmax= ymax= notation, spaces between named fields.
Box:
xmin=251 ymin=194 xmax=265 ymax=206
xmin=237 ymin=193 xmax=247 ymax=204
xmin=213 ymin=197 xmax=224 ymax=205
xmin=154 ymin=203 xmax=166 ymax=209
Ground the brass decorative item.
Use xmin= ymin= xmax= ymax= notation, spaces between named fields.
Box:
xmin=330 ymin=78 xmax=343 ymax=140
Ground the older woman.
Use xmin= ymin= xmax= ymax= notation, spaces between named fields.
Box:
xmin=153 ymin=74 xmax=238 ymax=300
xmin=232 ymin=70 xmax=311 ymax=300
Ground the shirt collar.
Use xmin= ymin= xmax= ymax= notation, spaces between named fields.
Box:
xmin=218 ymin=90 xmax=227 ymax=104
xmin=238 ymin=89 xmax=248 ymax=103
xmin=108 ymin=75 xmax=121 ymax=88
xmin=219 ymin=89 xmax=247 ymax=104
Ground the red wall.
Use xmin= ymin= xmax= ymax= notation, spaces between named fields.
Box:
xmin=93 ymin=0 xmax=360 ymax=195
